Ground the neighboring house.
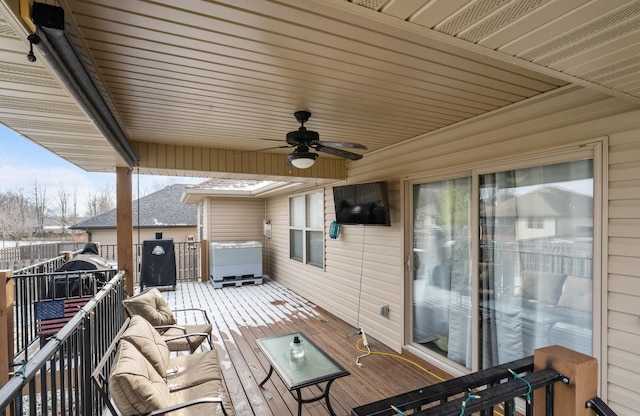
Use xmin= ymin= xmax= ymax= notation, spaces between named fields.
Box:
xmin=494 ymin=186 xmax=593 ymax=240
xmin=70 ymin=184 xmax=197 ymax=245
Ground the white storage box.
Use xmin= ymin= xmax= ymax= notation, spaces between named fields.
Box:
xmin=209 ymin=241 xmax=263 ymax=281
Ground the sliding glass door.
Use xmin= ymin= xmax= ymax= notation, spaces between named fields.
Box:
xmin=412 ymin=177 xmax=472 ymax=368
xmin=410 ymin=154 xmax=595 ymax=371
xmin=478 ymin=159 xmax=593 ymax=368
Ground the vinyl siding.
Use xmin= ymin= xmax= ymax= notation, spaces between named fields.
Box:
xmin=205 ymin=197 xmax=266 ymax=244
xmin=264 ymin=86 xmax=640 ymax=412
xmin=266 ymin=181 xmax=404 ymax=351
xmin=205 ymin=197 xmax=268 ymax=274
xmin=606 ymin=132 xmax=640 ymax=416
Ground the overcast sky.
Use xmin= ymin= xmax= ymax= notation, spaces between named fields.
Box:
xmin=0 ymin=124 xmax=203 ymax=216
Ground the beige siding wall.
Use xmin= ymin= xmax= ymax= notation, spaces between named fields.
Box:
xmin=267 ymin=185 xmax=403 ymax=350
xmin=265 ymin=86 xmax=640 ymax=413
xmin=606 ymin=131 xmax=640 ymax=416
xmin=205 ymin=197 xmax=268 ymax=272
xmin=206 ymin=197 xmax=266 ymax=243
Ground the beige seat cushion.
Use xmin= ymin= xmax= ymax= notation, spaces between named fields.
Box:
xmin=557 ymin=276 xmax=592 ymax=313
xmin=121 ymin=315 xmax=170 ymax=378
xmin=123 ymin=288 xmax=176 ymax=326
xmin=166 ymin=349 xmax=221 ymax=391
xmin=168 ymin=379 xmax=236 ymax=416
xmin=109 ymin=340 xmax=170 ymax=416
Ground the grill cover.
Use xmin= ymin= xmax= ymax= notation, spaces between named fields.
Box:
xmin=140 ymin=238 xmax=176 ymax=290
xmin=50 ymin=254 xmax=113 ymax=298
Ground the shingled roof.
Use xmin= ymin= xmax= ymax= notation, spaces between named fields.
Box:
xmin=71 ymin=184 xmax=196 ymax=230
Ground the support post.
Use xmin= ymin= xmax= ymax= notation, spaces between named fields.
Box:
xmin=116 ymin=166 xmax=134 ymax=295
xmin=0 ymin=270 xmax=15 ymax=390
xmin=534 ymin=345 xmax=598 ymax=416
xmin=200 ymin=239 xmax=208 ymax=283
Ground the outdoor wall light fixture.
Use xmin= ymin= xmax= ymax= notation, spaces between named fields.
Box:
xmin=287 ymin=145 xmax=318 ymax=169
xmin=28 ymin=2 xmax=139 ymax=167
xmin=26 ymin=34 xmax=40 ymax=62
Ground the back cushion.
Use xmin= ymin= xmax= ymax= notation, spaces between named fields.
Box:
xmin=122 ymin=288 xmax=176 ymax=326
xmin=557 ymin=276 xmax=592 ymax=313
xmin=109 ymin=340 xmax=170 ymax=416
xmin=522 ymin=270 xmax=567 ymax=305
xmin=121 ymin=315 xmax=170 ymax=378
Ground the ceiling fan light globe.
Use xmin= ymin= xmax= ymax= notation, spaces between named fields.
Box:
xmin=289 ymin=151 xmax=317 ymax=169
xmin=291 ymin=158 xmax=315 ymax=169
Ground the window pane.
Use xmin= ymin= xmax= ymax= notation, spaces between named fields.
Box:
xmin=306 ymin=231 xmax=323 ymax=267
xmin=290 ymin=229 xmax=303 ymax=261
xmin=290 ymin=196 xmax=304 ymax=227
xmin=412 ymin=177 xmax=472 ymax=368
xmin=306 ymin=192 xmax=324 ymax=228
xmin=479 ymin=159 xmax=593 ymax=369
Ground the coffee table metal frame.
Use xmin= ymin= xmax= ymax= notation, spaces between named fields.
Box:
xmin=256 ymin=332 xmax=350 ymax=416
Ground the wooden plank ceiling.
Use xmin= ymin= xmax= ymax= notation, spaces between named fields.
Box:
xmin=1 ymin=0 xmax=639 ymax=181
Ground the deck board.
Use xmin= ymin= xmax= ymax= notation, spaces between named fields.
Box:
xmin=162 ymin=278 xmax=438 ymax=416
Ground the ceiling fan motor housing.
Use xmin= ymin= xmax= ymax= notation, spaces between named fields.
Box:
xmin=286 ymin=128 xmax=320 ymax=146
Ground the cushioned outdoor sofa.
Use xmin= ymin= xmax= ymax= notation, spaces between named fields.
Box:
xmin=92 ymin=315 xmax=235 ymax=416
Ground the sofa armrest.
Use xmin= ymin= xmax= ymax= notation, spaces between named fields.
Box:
xmin=163 ymin=332 xmax=210 ymax=342
xmin=148 ymin=397 xmax=228 ymax=416
xmin=171 ymin=308 xmax=212 ymax=324
xmin=154 ymin=324 xmax=187 ymax=333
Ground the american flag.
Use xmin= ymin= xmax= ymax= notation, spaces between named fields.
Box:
xmin=35 ymin=296 xmax=92 ymax=336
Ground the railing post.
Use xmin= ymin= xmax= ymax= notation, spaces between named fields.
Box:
xmin=200 ymin=239 xmax=208 ymax=283
xmin=0 ymin=270 xmax=15 ymax=390
xmin=534 ymin=345 xmax=598 ymax=416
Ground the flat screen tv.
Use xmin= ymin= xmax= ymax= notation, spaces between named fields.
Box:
xmin=332 ymin=181 xmax=391 ymax=226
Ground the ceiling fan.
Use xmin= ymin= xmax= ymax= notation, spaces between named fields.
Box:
xmin=269 ymin=111 xmax=367 ymax=169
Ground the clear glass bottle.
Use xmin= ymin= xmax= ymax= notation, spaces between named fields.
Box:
xmin=289 ymin=335 xmax=304 ymax=358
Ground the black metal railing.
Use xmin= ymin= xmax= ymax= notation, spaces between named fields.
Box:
xmin=586 ymin=397 xmax=618 ymax=416
xmin=351 ymin=356 xmax=566 ymax=416
xmin=13 ymin=253 xmax=72 ymax=276
xmin=4 ymin=241 xmax=202 ymax=283
xmin=11 ymin=268 xmax=119 ymax=362
xmin=0 ymin=271 xmax=126 ymax=416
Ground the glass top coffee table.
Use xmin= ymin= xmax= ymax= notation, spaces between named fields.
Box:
xmin=256 ymin=332 xmax=350 ymax=416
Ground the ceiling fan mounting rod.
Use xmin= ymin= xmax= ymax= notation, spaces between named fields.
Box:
xmin=294 ymin=110 xmax=311 ymax=126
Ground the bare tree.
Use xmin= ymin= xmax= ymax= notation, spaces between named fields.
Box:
xmin=0 ymin=189 xmax=34 ymax=245
xmin=56 ymin=185 xmax=71 ymax=237
xmin=33 ymin=179 xmax=47 ymax=237
xmin=71 ymin=186 xmax=78 ymax=224
xmin=86 ymin=182 xmax=115 ymax=217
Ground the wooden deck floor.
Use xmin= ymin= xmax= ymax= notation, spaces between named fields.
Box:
xmin=162 ymin=277 xmax=442 ymax=416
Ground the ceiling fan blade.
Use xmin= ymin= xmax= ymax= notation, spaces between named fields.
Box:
xmin=315 ymin=144 xmax=363 ymax=160
xmin=254 ymin=144 xmax=292 ymax=152
xmin=315 ymin=141 xmax=367 ymax=150
xmin=234 ymin=144 xmax=292 ymax=156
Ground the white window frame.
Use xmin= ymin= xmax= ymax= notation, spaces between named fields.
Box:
xmin=526 ymin=217 xmax=544 ymax=229
xmin=289 ymin=191 xmax=324 ymax=268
